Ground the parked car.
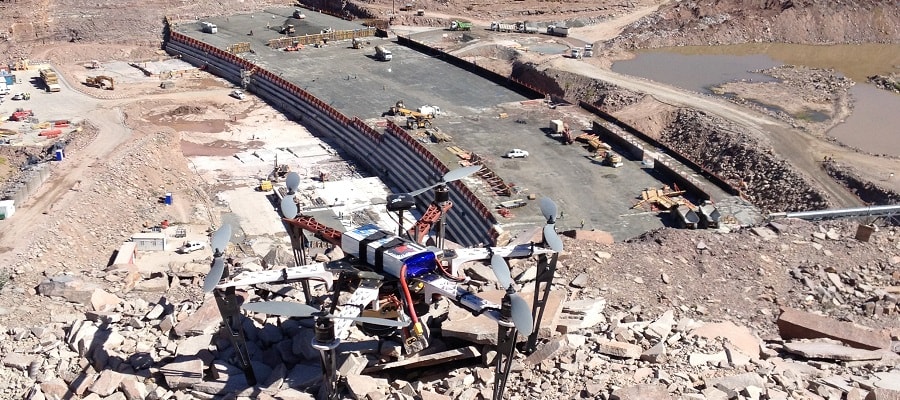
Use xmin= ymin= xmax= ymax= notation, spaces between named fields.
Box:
xmin=178 ymin=241 xmax=207 ymax=254
xmin=505 ymin=149 xmax=529 ymax=159
xmin=230 ymin=89 xmax=245 ymax=100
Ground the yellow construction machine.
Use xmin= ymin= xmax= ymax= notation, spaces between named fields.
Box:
xmin=406 ymin=114 xmax=433 ymax=129
xmin=85 ymin=76 xmax=115 ymax=90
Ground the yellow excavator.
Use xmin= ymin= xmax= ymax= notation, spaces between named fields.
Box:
xmin=85 ymin=75 xmax=115 ymax=90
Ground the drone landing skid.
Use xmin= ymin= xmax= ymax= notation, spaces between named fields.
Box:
xmin=216 ymin=262 xmax=335 ymax=291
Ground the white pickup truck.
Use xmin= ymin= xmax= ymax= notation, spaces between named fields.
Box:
xmin=178 ymin=241 xmax=206 ymax=254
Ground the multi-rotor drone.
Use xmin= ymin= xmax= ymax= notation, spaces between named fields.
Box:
xmin=202 ymin=165 xmax=564 ymax=399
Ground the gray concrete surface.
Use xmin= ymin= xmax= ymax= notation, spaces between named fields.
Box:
xmin=174 ymin=8 xmax=705 ymax=241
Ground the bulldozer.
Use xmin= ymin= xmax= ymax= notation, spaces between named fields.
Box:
xmin=85 ymin=75 xmax=115 ymax=90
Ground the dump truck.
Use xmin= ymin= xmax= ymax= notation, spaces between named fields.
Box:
xmin=547 ymin=25 xmax=569 ymax=37
xmin=201 ymin=22 xmax=218 ymax=34
xmin=490 ymin=22 xmax=516 ymax=32
xmin=39 ymin=68 xmax=60 ymax=92
xmin=375 ymin=45 xmax=392 ymax=61
xmin=515 ymin=22 xmax=538 ymax=34
xmin=449 ymin=20 xmax=472 ymax=31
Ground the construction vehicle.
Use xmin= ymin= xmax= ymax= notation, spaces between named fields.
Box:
xmin=549 ymin=119 xmax=573 ymax=144
xmin=85 ymin=75 xmax=114 ymax=90
xmin=39 ymin=68 xmax=60 ymax=92
xmin=201 ymin=22 xmax=218 ymax=34
xmin=416 ymin=9 xmax=425 ymax=16
xmin=280 ymin=24 xmax=296 ymax=35
xmin=490 ymin=22 xmax=516 ymax=32
xmin=292 ymin=9 xmax=307 ymax=19
xmin=547 ymin=25 xmax=569 ymax=37
xmin=583 ymin=43 xmax=593 ymax=57
xmin=351 ymin=38 xmax=366 ymax=49
xmin=375 ymin=45 xmax=392 ymax=61
xmin=601 ymin=151 xmax=623 ymax=168
xmin=85 ymin=60 xmax=101 ymax=69
xmin=388 ymin=100 xmax=413 ymax=116
xmin=417 ymin=105 xmax=441 ymax=117
xmin=259 ymin=180 xmax=273 ymax=192
xmin=406 ymin=114 xmax=433 ymax=129
xmin=11 ymin=109 xmax=33 ymax=121
xmin=515 ymin=21 xmax=538 ymax=34
xmin=399 ymin=3 xmax=414 ymax=11
xmin=449 ymin=20 xmax=472 ymax=31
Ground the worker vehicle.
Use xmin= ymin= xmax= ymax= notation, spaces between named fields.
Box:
xmin=178 ymin=241 xmax=207 ymax=254
xmin=416 ymin=9 xmax=425 ymax=16
xmin=292 ymin=9 xmax=307 ymax=19
xmin=490 ymin=22 xmax=516 ymax=32
xmin=201 ymin=22 xmax=218 ymax=34
xmin=399 ymin=3 xmax=414 ymax=11
xmin=230 ymin=90 xmax=245 ymax=100
xmin=571 ymin=48 xmax=582 ymax=59
xmin=449 ymin=20 xmax=472 ymax=31
xmin=505 ymin=149 xmax=529 ymax=159
xmin=584 ymin=43 xmax=593 ymax=57
xmin=406 ymin=115 xmax=433 ymax=129
xmin=375 ymin=45 xmax=392 ymax=61
xmin=547 ymin=25 xmax=569 ymax=37
xmin=11 ymin=92 xmax=30 ymax=101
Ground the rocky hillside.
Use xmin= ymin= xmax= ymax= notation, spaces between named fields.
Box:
xmin=613 ymin=0 xmax=900 ymax=49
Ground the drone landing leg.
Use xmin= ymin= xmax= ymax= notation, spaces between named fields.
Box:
xmin=524 ymin=253 xmax=558 ymax=354
xmin=313 ymin=318 xmax=341 ymax=400
xmin=213 ymin=287 xmax=257 ymax=386
xmin=492 ymin=292 xmax=519 ymax=400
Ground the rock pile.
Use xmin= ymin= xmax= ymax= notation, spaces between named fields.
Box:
xmin=660 ymin=109 xmax=829 ymax=213
xmin=3 ymin=218 xmax=897 ymax=400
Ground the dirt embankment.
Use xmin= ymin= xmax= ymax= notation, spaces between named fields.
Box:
xmin=824 ymin=161 xmax=900 ymax=206
xmin=511 ymin=61 xmax=644 ymax=111
xmin=611 ymin=0 xmax=900 ymax=50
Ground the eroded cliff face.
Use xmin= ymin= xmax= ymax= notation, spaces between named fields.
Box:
xmin=613 ymin=0 xmax=900 ymax=49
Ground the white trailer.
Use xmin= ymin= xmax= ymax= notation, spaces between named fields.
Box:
xmin=490 ymin=22 xmax=516 ymax=32
xmin=547 ymin=25 xmax=569 ymax=37
xmin=375 ymin=45 xmax=392 ymax=61
xmin=201 ymin=22 xmax=218 ymax=34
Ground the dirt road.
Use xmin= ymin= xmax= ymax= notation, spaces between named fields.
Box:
xmin=547 ymin=57 xmax=864 ymax=208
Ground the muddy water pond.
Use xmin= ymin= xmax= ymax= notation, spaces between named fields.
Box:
xmin=612 ymin=43 xmax=900 ymax=156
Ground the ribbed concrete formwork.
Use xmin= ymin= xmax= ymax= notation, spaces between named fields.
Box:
xmin=165 ymin=32 xmax=497 ymax=246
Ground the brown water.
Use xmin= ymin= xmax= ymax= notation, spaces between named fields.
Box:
xmin=650 ymin=43 xmax=900 ymax=83
xmin=612 ymin=43 xmax=900 ymax=156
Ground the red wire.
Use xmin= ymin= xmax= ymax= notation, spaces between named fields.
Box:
xmin=399 ymin=264 xmax=419 ymax=324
